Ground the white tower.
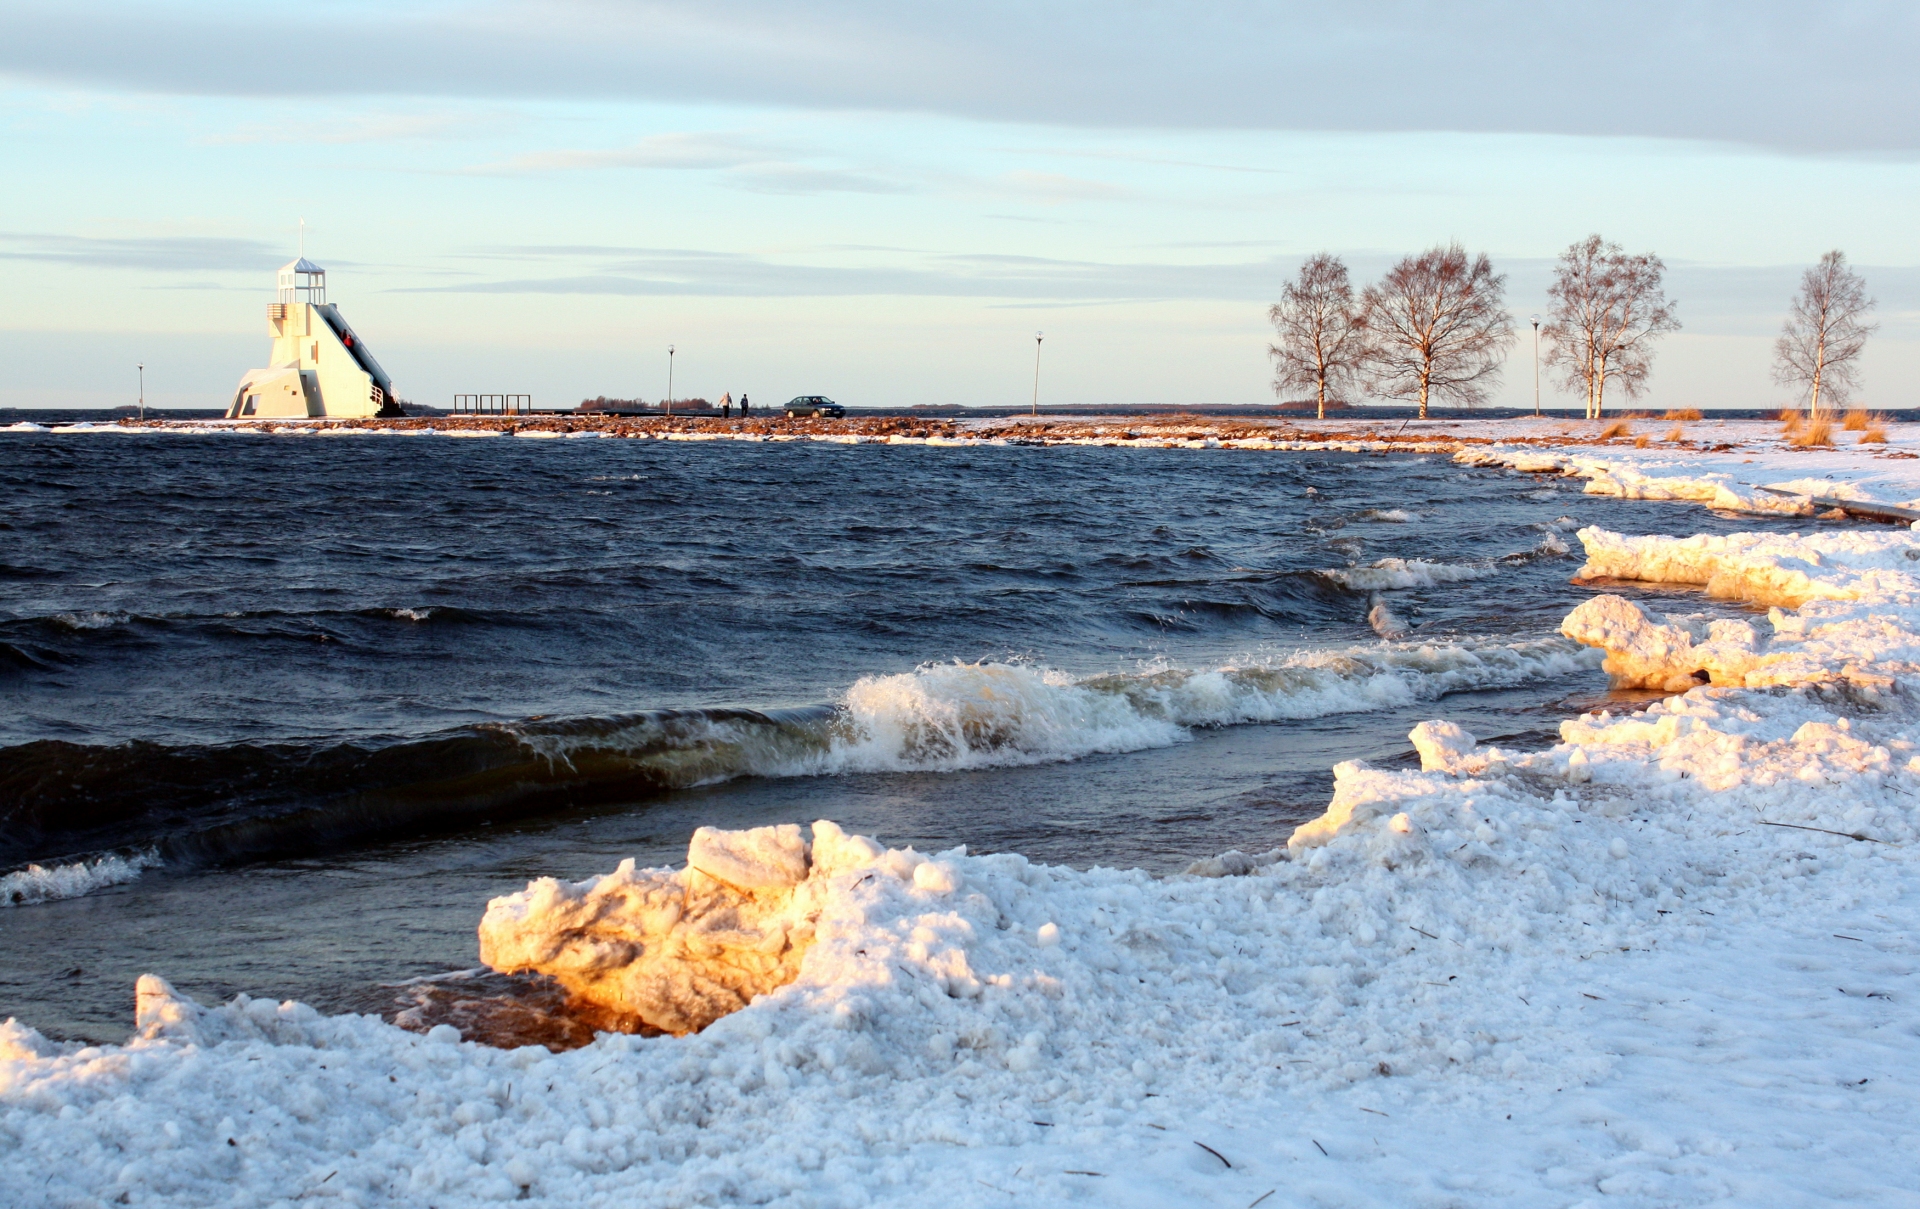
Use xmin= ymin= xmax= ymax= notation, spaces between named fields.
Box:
xmin=227 ymin=258 xmax=398 ymax=418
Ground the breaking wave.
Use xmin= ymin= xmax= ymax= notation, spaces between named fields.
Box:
xmin=1 ymin=850 xmax=158 ymax=906
xmin=820 ymin=639 xmax=1594 ymax=771
xmin=1 ymin=638 xmax=1599 ymax=880
xmin=1319 ymin=558 xmax=1496 ymax=590
xmin=1321 ymin=535 xmax=1571 ymax=594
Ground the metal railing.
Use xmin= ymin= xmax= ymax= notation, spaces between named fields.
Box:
xmin=453 ymin=394 xmax=533 ymax=415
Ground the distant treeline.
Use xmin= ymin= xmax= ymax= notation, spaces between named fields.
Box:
xmin=1270 ymin=238 xmax=1877 ymax=421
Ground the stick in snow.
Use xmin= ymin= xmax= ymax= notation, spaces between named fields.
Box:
xmin=1194 ymin=1141 xmax=1232 ymax=1168
xmin=1756 ymin=820 xmax=1883 ymax=843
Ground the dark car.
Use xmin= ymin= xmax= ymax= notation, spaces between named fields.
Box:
xmin=784 ymin=396 xmax=845 ymax=418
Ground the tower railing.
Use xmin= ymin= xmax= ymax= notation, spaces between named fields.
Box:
xmin=453 ymin=394 xmax=533 ymax=415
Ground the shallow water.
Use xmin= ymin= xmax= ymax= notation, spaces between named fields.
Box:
xmin=0 ymin=431 xmax=1821 ymax=1042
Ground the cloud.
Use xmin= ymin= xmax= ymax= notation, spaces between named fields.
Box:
xmin=727 ymin=164 xmax=910 ymax=195
xmin=206 ymin=110 xmax=514 ymax=145
xmin=405 ymin=244 xmax=1295 ymax=301
xmin=992 ymin=171 xmax=1131 ymax=205
xmin=3 ymin=2 xmax=1918 ymax=153
xmin=472 ymin=131 xmax=790 ymax=174
xmin=463 ymin=130 xmax=909 ymax=192
xmin=0 ymin=232 xmax=283 ymax=273
xmin=399 ymin=246 xmax=1920 ymax=331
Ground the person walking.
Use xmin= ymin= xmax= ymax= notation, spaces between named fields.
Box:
xmin=739 ymin=394 xmax=750 ymax=416
xmin=719 ymin=391 xmax=733 ymax=418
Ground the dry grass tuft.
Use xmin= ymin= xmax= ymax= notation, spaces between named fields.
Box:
xmin=1842 ymin=409 xmax=1879 ymax=431
xmin=1633 ymin=434 xmax=1651 ymax=448
xmin=1663 ymin=408 xmax=1703 ymax=421
xmin=1789 ymin=418 xmax=1833 ymax=447
xmin=1665 ymin=425 xmax=1686 ymax=442
xmin=1859 ymin=424 xmax=1888 ymax=445
xmin=1599 ymin=420 xmax=1632 ymax=440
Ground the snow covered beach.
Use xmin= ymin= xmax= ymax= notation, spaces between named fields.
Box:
xmin=5 ymin=425 xmax=1920 ymax=1206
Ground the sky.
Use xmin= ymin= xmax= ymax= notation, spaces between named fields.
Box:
xmin=3 ymin=1 xmax=1918 ymax=411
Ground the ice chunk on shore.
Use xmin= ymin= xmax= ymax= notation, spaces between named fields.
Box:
xmin=136 ymin=974 xmax=205 ymax=1044
xmin=478 ymin=821 xmax=878 ymax=1034
xmin=688 ymin=823 xmax=810 ymax=890
xmin=1409 ymin=719 xmax=1479 ymax=772
xmin=1560 ymin=596 xmax=1761 ymax=691
xmin=0 ymin=1018 xmax=60 ymax=1062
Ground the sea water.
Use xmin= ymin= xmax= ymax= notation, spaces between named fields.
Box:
xmin=0 ymin=429 xmax=1814 ymax=1042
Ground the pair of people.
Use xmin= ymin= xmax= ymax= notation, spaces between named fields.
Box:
xmin=717 ymin=393 xmax=751 ymax=419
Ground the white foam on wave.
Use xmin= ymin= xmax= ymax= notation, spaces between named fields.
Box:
xmin=817 ymin=638 xmax=1598 ymax=773
xmin=1320 ymin=557 xmax=1495 ymax=590
xmin=1 ymin=851 xmax=158 ymax=907
xmin=514 ymin=638 xmax=1602 ymax=788
xmin=1358 ymin=507 xmax=1419 ymax=522
xmin=51 ymin=611 xmax=129 ymax=631
xmin=1366 ymin=593 xmax=1410 ymax=638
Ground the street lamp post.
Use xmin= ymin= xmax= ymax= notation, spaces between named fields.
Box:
xmin=1529 ymin=315 xmax=1541 ymax=417
xmin=666 ymin=344 xmax=675 ymax=415
xmin=137 ymin=363 xmax=145 ymax=421
xmin=1031 ymin=331 xmax=1043 ymax=417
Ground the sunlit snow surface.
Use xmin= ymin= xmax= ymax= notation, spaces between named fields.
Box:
xmin=5 ymin=424 xmax=1920 ymax=1205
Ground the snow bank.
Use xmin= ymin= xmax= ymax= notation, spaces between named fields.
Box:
xmin=1564 ymin=525 xmax=1920 ymax=692
xmin=7 ymin=522 xmax=1920 ymax=1204
xmin=1455 ymin=440 xmax=1920 ymax=521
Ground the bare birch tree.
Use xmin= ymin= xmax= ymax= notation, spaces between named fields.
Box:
xmin=1268 ymin=253 xmax=1370 ymax=420
xmin=1542 ymin=235 xmax=1681 ymax=420
xmin=1358 ymin=244 xmax=1512 ymax=419
xmin=1773 ymin=250 xmax=1876 ymax=416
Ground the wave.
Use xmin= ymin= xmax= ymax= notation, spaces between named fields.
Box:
xmin=1319 ymin=558 xmax=1496 ymax=590
xmin=1366 ymin=594 xmax=1410 ymax=639
xmin=522 ymin=641 xmax=1601 ymax=783
xmin=1 ymin=850 xmax=157 ymax=906
xmin=1499 ymin=531 xmax=1572 ymax=563
xmin=837 ymin=641 xmax=1592 ymax=768
xmin=50 ymin=611 xmax=131 ymax=632
xmin=1319 ymin=533 xmax=1572 ymax=594
xmin=0 ymin=637 xmax=1600 ymax=883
